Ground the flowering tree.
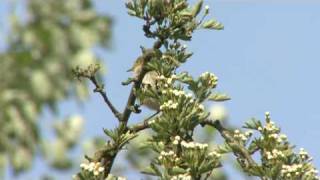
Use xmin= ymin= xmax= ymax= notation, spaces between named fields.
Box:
xmin=73 ymin=0 xmax=319 ymax=180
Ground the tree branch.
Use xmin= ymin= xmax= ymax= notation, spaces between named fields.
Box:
xmin=89 ymin=76 xmax=122 ymax=121
xmin=201 ymin=120 xmax=259 ymax=170
xmin=102 ymin=40 xmax=162 ymax=176
xmin=129 ymin=111 xmax=160 ymax=133
xmin=121 ymin=41 xmax=161 ymax=124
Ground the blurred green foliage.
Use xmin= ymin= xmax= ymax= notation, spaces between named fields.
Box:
xmin=0 ymin=0 xmax=111 ymax=175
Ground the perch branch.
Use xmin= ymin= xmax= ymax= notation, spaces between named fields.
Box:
xmin=89 ymin=76 xmax=122 ymax=121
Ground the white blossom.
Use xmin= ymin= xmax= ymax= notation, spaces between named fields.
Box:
xmin=79 ymin=161 xmax=105 ymax=176
xmin=181 ymin=141 xmax=208 ymax=149
xmin=205 ymin=5 xmax=210 ymax=11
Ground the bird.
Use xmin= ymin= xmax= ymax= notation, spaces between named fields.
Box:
xmin=130 ymin=54 xmax=161 ymax=111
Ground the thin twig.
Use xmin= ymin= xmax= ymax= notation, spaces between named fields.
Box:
xmin=129 ymin=111 xmax=160 ymax=133
xmin=89 ymin=76 xmax=122 ymax=121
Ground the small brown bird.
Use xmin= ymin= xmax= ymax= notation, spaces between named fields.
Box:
xmin=131 ymin=56 xmax=160 ymax=111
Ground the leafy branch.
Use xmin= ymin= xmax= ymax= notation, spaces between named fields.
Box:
xmin=201 ymin=120 xmax=258 ymax=168
xmin=73 ymin=1 xmax=319 ymax=180
xmin=73 ymin=41 xmax=164 ymax=178
xmin=73 ymin=64 xmax=122 ymax=121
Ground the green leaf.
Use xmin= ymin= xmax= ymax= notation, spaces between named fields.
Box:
xmin=179 ymin=11 xmax=193 ymax=18
xmin=177 ymin=72 xmax=194 ymax=84
xmin=121 ymin=77 xmax=135 ymax=86
xmin=118 ymin=131 xmax=138 ymax=148
xmin=172 ymin=166 xmax=187 ymax=175
xmin=208 ymin=93 xmax=231 ymax=102
xmin=103 ymin=128 xmax=115 ymax=139
xmin=243 ymin=118 xmax=262 ymax=130
xmin=127 ymin=9 xmax=137 ymax=16
xmin=191 ymin=0 xmax=203 ymax=17
xmin=248 ymin=140 xmax=259 ymax=154
xmin=125 ymin=1 xmax=134 ymax=10
xmin=217 ymin=143 xmax=232 ymax=154
xmin=174 ymin=2 xmax=188 ymax=12
xmin=150 ymin=163 xmax=162 ymax=176
xmin=202 ymin=19 xmax=224 ymax=30
xmin=141 ymin=166 xmax=158 ymax=176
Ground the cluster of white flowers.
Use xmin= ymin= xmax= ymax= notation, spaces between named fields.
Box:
xmin=157 ymin=74 xmax=177 ymax=87
xmin=167 ymin=77 xmax=173 ymax=84
xmin=199 ymin=72 xmax=218 ymax=88
xmin=158 ymin=150 xmax=179 ymax=162
xmin=148 ymin=118 xmax=157 ymax=125
xmin=160 ymin=88 xmax=199 ymax=113
xmin=105 ymin=174 xmax=127 ymax=180
xmin=171 ymin=74 xmax=177 ymax=79
xmin=267 ymin=133 xmax=288 ymax=143
xmin=173 ymin=135 xmax=181 ymax=145
xmin=73 ymin=170 xmax=128 ymax=180
xmin=181 ymin=141 xmax=209 ymax=149
xmin=159 ymin=89 xmax=200 ymax=111
xmin=208 ymin=150 xmax=221 ymax=158
xmin=257 ymin=121 xmax=278 ymax=133
xmin=172 ymin=89 xmax=187 ymax=97
xmin=171 ymin=174 xmax=192 ymax=180
xmin=265 ymin=121 xmax=278 ymax=131
xmin=259 ymin=112 xmax=279 ymax=132
xmin=157 ymin=75 xmax=167 ymax=81
xmin=233 ymin=129 xmax=252 ymax=142
xmin=257 ymin=112 xmax=291 ymax=145
xmin=161 ymin=88 xmax=193 ymax=99
xmin=80 ymin=161 xmax=105 ymax=176
xmin=281 ymin=164 xmax=303 ymax=178
xmin=159 ymin=141 xmax=165 ymax=146
xmin=197 ymin=104 xmax=205 ymax=112
xmin=305 ymin=167 xmax=319 ymax=179
xmin=281 ymin=163 xmax=319 ymax=179
xmin=265 ymin=149 xmax=285 ymax=160
xmin=299 ymin=148 xmax=310 ymax=160
xmin=160 ymin=100 xmax=179 ymax=110
xmin=160 ymin=150 xmax=175 ymax=157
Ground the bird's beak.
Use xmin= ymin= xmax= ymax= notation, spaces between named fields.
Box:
xmin=127 ymin=67 xmax=133 ymax=72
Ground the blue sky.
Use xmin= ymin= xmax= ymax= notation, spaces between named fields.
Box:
xmin=1 ymin=0 xmax=320 ymax=179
